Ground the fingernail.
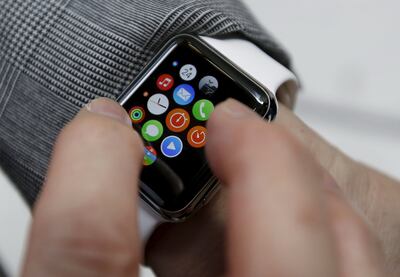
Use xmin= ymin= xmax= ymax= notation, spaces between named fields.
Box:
xmin=86 ymin=98 xmax=131 ymax=126
xmin=219 ymin=98 xmax=254 ymax=119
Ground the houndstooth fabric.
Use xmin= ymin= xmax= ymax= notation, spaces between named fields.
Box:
xmin=0 ymin=0 xmax=291 ymax=206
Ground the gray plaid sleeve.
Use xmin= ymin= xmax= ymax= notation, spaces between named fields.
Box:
xmin=0 ymin=0 xmax=291 ymax=206
xmin=0 ymin=263 xmax=6 ymax=277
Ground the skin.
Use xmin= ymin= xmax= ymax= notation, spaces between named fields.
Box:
xmin=147 ymin=104 xmax=400 ymax=277
xmin=21 ymin=98 xmax=388 ymax=276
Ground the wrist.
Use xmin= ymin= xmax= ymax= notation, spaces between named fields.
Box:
xmin=276 ymin=80 xmax=298 ymax=110
xmin=359 ymin=164 xmax=400 ymax=275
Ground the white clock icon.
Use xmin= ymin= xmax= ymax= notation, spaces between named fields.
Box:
xmin=147 ymin=94 xmax=169 ymax=115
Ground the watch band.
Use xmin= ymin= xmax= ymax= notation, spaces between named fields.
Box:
xmin=200 ymin=36 xmax=298 ymax=96
xmin=138 ymin=36 xmax=298 ymax=243
xmin=138 ymin=200 xmax=163 ymax=243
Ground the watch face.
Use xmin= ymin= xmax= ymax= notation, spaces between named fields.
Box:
xmin=119 ymin=35 xmax=274 ymax=219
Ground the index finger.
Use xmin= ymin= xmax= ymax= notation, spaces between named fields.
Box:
xmin=22 ymin=99 xmax=143 ymax=277
xmin=206 ymin=99 xmax=338 ymax=277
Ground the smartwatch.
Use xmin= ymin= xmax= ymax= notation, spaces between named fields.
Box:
xmin=117 ymin=34 xmax=297 ymax=242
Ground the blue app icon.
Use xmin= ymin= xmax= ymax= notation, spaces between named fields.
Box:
xmin=161 ymin=136 xmax=183 ymax=158
xmin=173 ymin=84 xmax=195 ymax=106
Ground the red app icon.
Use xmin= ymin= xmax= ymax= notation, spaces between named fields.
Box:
xmin=143 ymin=146 xmax=157 ymax=166
xmin=157 ymin=74 xmax=174 ymax=91
xmin=166 ymin=108 xmax=190 ymax=132
xmin=187 ymin=126 xmax=207 ymax=148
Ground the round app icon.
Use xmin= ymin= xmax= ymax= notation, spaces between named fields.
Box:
xmin=179 ymin=64 xmax=197 ymax=81
xmin=187 ymin=126 xmax=207 ymax=148
xmin=143 ymin=146 xmax=157 ymax=166
xmin=173 ymin=84 xmax=195 ymax=106
xmin=161 ymin=136 xmax=183 ymax=158
xmin=192 ymin=99 xmax=214 ymax=121
xmin=199 ymin=76 xmax=218 ymax=95
xmin=166 ymin=108 xmax=190 ymax=132
xmin=141 ymin=120 xmax=163 ymax=142
xmin=129 ymin=106 xmax=145 ymax=124
xmin=156 ymin=74 xmax=174 ymax=91
xmin=147 ymin=93 xmax=169 ymax=115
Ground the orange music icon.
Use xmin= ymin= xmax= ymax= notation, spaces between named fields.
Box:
xmin=157 ymin=74 xmax=174 ymax=91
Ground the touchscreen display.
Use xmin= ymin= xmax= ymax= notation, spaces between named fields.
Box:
xmin=121 ymin=37 xmax=271 ymax=214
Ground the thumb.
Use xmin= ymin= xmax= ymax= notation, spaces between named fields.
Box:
xmin=22 ymin=98 xmax=143 ymax=277
xmin=205 ymin=99 xmax=337 ymax=277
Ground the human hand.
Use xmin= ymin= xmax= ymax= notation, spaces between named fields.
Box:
xmin=22 ymin=99 xmax=144 ymax=276
xmin=275 ymin=105 xmax=400 ymax=275
xmin=20 ymin=98 xmax=394 ymax=277
xmin=206 ymin=99 xmax=384 ymax=276
xmin=146 ymin=100 xmax=400 ymax=276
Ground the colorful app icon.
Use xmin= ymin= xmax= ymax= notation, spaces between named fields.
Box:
xmin=147 ymin=93 xmax=169 ymax=115
xmin=143 ymin=146 xmax=157 ymax=166
xmin=157 ymin=74 xmax=174 ymax=91
xmin=199 ymin=76 xmax=218 ymax=95
xmin=142 ymin=120 xmax=163 ymax=142
xmin=179 ymin=64 xmax=197 ymax=81
xmin=192 ymin=99 xmax=214 ymax=121
xmin=129 ymin=106 xmax=145 ymax=124
xmin=166 ymin=108 xmax=190 ymax=132
xmin=187 ymin=126 xmax=207 ymax=148
xmin=173 ymin=84 xmax=195 ymax=106
xmin=161 ymin=136 xmax=183 ymax=158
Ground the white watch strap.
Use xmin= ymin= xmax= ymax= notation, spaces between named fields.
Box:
xmin=200 ymin=36 xmax=297 ymax=96
xmin=138 ymin=200 xmax=162 ymax=243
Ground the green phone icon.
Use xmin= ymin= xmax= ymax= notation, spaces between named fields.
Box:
xmin=192 ymin=99 xmax=214 ymax=121
xmin=142 ymin=120 xmax=163 ymax=142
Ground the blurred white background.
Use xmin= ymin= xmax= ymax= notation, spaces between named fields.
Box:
xmin=1 ymin=0 xmax=399 ymax=276
xmin=245 ymin=0 xmax=400 ymax=179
